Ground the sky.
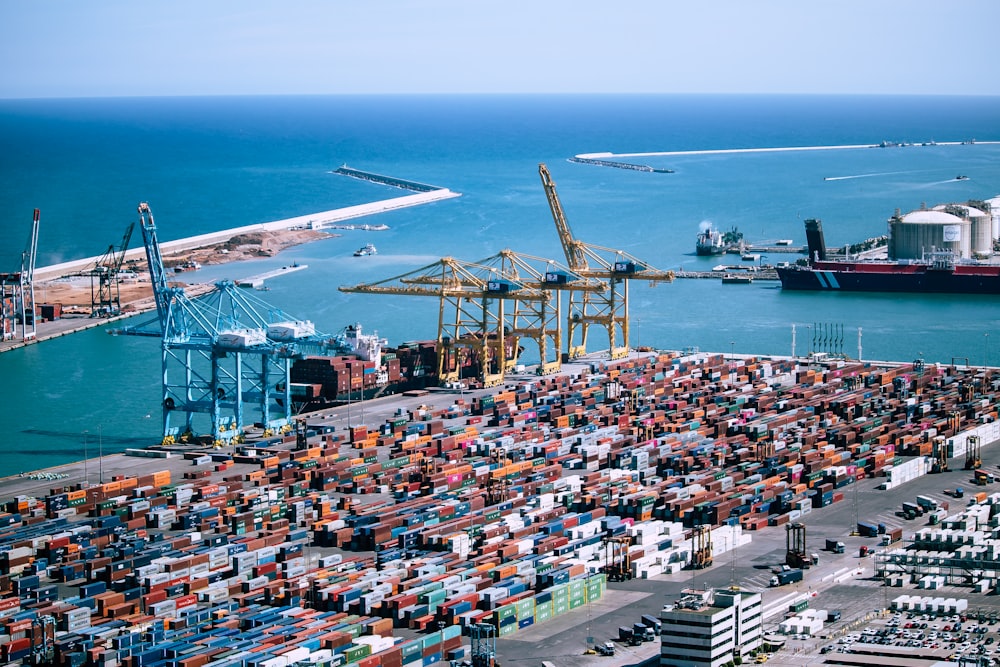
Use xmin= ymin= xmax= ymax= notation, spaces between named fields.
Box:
xmin=1 ymin=1 xmax=998 ymax=99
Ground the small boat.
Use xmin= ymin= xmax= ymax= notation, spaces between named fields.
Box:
xmin=722 ymin=274 xmax=753 ymax=285
xmin=353 ymin=243 xmax=377 ymax=257
xmin=775 ymin=239 xmax=794 ymax=246
xmin=740 ymin=253 xmax=760 ymax=262
xmin=956 ymin=175 xmax=969 ymax=181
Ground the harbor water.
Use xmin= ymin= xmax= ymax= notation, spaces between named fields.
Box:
xmin=1 ymin=94 xmax=999 ymax=473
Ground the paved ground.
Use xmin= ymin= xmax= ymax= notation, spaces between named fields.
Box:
xmin=493 ymin=440 xmax=1000 ymax=667
xmin=4 ymin=348 xmax=1000 ymax=667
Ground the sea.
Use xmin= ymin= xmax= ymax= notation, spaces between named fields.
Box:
xmin=1 ymin=94 xmax=999 ymax=474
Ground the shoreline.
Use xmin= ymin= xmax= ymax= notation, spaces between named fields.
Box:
xmin=2 ymin=188 xmax=460 ymax=353
xmin=31 ymin=189 xmax=460 ymax=282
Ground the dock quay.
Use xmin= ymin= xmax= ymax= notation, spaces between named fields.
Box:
xmin=744 ymin=245 xmax=806 ymax=254
xmin=675 ymin=269 xmax=779 ymax=280
xmin=3 ymin=347 xmax=1000 ymax=665
xmin=235 ymin=263 xmax=308 ymax=289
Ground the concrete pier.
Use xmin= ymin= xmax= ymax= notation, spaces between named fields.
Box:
xmin=234 ymin=263 xmax=309 ymax=289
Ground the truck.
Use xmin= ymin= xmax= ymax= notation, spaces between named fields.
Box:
xmin=857 ymin=521 xmax=879 ymax=538
xmin=596 ymin=642 xmax=615 ymax=656
xmin=975 ymin=470 xmax=995 ymax=485
xmin=825 ymin=538 xmax=845 ymax=554
xmin=640 ymin=614 xmax=662 ymax=635
xmin=881 ymin=526 xmax=904 ymax=545
xmin=916 ymin=495 xmax=939 ymax=511
xmin=901 ymin=501 xmax=923 ymax=519
xmin=770 ymin=568 xmax=804 ymax=586
xmin=633 ymin=622 xmax=656 ymax=642
xmin=618 ymin=626 xmax=642 ymax=646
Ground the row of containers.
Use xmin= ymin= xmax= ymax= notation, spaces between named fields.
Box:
xmin=2 ymin=351 xmax=1000 ymax=666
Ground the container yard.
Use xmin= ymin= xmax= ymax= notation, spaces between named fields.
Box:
xmin=3 ymin=349 xmax=1000 ymax=667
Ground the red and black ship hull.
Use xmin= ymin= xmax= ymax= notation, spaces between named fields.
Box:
xmin=776 ymin=261 xmax=1000 ymax=294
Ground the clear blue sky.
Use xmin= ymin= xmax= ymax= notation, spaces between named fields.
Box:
xmin=2 ymin=1 xmax=998 ymax=99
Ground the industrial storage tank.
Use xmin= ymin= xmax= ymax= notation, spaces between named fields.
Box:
xmin=888 ymin=206 xmax=969 ymax=260
xmin=987 ymin=195 xmax=1000 ymax=243
xmin=939 ymin=203 xmax=992 ymax=257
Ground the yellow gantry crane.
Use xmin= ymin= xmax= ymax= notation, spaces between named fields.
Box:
xmin=339 ymin=251 xmax=599 ymax=386
xmin=538 ymin=163 xmax=675 ymax=360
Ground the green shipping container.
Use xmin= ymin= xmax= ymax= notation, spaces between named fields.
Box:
xmin=569 ymin=596 xmax=585 ymax=609
xmin=497 ymin=604 xmax=516 ymax=619
xmin=344 ymin=644 xmax=371 ymax=662
xmin=499 ymin=623 xmax=517 ymax=636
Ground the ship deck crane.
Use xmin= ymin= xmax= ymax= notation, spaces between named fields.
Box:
xmin=539 ymin=163 xmax=674 ymax=360
xmin=114 ymin=202 xmax=347 ymax=445
xmin=90 ymin=221 xmax=135 ymax=317
xmin=0 ymin=208 xmax=40 ymax=342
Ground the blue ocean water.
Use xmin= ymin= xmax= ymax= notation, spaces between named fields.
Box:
xmin=1 ymin=94 xmax=999 ymax=473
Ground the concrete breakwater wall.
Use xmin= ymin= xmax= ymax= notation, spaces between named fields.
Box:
xmin=33 ymin=189 xmax=460 ymax=283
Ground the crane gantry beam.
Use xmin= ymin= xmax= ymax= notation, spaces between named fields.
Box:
xmin=340 ymin=251 xmax=602 ymax=384
xmin=538 ymin=163 xmax=674 ymax=360
xmin=114 ymin=202 xmax=351 ymax=445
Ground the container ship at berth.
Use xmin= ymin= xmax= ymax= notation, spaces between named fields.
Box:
xmin=282 ymin=324 xmax=521 ymax=412
xmin=777 ymin=196 xmax=1000 ymax=294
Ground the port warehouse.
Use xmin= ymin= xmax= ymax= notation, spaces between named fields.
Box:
xmin=2 ymin=350 xmax=999 ymax=666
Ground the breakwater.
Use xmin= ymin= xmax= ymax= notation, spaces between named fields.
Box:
xmin=569 ymin=156 xmax=674 ymax=173
xmin=32 ymin=189 xmax=460 ymax=282
xmin=334 ymin=166 xmax=445 ymax=192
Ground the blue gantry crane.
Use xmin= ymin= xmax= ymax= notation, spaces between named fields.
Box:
xmin=117 ymin=202 xmax=348 ymax=446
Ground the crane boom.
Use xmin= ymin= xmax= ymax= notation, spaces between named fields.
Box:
xmin=537 ymin=163 xmax=674 ymax=359
xmin=138 ymin=202 xmax=172 ymax=327
xmin=539 ymin=164 xmax=587 ymax=271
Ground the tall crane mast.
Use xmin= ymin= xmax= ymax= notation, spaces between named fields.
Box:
xmin=90 ymin=221 xmax=135 ymax=317
xmin=1 ymin=208 xmax=40 ymax=342
xmin=538 ymin=164 xmax=674 ymax=360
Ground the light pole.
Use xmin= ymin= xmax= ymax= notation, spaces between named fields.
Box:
xmin=98 ymin=424 xmax=104 ymax=484
xmin=82 ymin=430 xmax=89 ymax=486
xmin=730 ymin=341 xmax=736 ymax=384
xmin=985 ymin=332 xmax=990 ymax=368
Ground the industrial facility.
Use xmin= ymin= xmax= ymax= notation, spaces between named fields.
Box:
xmin=888 ymin=197 xmax=1000 ymax=261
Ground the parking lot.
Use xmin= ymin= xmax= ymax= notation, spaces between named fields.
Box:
xmin=819 ymin=609 xmax=1000 ymax=664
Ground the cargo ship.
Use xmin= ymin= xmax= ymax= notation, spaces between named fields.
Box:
xmin=696 ymin=224 xmax=743 ymax=256
xmin=281 ymin=324 xmax=520 ymax=412
xmin=695 ymin=224 xmax=725 ymax=255
xmin=776 ymin=213 xmax=1000 ymax=294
